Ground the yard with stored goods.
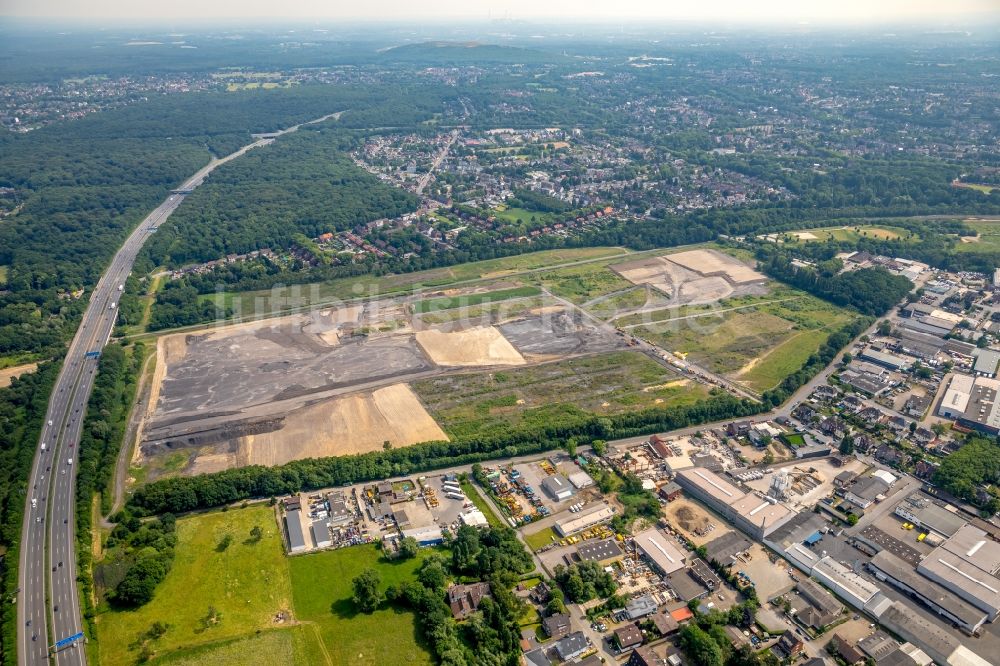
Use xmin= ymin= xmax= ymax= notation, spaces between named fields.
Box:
xmin=94 ymin=506 xmax=432 ymax=666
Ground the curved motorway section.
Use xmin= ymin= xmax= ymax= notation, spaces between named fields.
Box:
xmin=16 ymin=111 xmax=338 ymax=665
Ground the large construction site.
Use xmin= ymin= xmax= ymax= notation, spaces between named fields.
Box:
xmin=136 ymin=291 xmax=631 ymax=479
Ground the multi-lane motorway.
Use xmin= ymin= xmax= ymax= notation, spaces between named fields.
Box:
xmin=15 ymin=112 xmax=338 ymax=664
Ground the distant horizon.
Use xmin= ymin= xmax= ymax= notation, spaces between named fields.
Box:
xmin=1 ymin=0 xmax=998 ymax=26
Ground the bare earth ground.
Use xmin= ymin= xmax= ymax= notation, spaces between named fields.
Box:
xmin=415 ymin=326 xmax=525 ymax=366
xmin=610 ymin=249 xmax=767 ymax=306
xmin=0 ymin=362 xmax=38 ymax=388
xmin=240 ymin=383 xmax=447 ymax=467
xmin=138 ymin=295 xmax=624 ymax=479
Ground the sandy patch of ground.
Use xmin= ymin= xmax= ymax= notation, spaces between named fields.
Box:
xmin=664 ymin=498 xmax=733 ymax=545
xmin=666 ymin=249 xmax=765 ymax=284
xmin=794 ymin=232 xmax=818 ymax=240
xmin=0 ymin=362 xmax=38 ymax=388
xmin=416 ymin=326 xmax=525 ymax=366
xmin=238 ymin=383 xmax=447 ymax=467
xmin=188 ymin=452 xmax=236 ymax=475
xmin=677 ymin=276 xmax=733 ymax=303
xmin=643 ymin=379 xmax=690 ymax=391
xmin=960 ymin=235 xmax=981 ymax=244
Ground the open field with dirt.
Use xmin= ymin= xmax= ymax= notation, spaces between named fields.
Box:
xmin=663 ymin=497 xmax=733 ymax=546
xmin=415 ymin=326 xmax=526 ymax=366
xmin=0 ymin=361 xmax=37 ymax=388
xmin=775 ymin=225 xmax=912 ymax=244
xmin=413 ymin=350 xmax=709 ymax=440
xmin=239 ymin=383 xmax=448 ymax=467
xmin=610 ymin=248 xmax=768 ymax=306
xmin=139 ymin=278 xmax=628 ymax=480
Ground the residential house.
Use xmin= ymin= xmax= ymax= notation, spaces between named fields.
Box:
xmin=649 ymin=612 xmax=679 ymax=637
xmin=830 ymin=633 xmax=866 ymax=665
xmin=628 ymin=646 xmax=665 ymax=666
xmin=555 ymin=632 xmax=589 ymax=662
xmin=448 ymin=582 xmax=491 ymax=620
xmin=614 ymin=623 xmax=644 ymax=651
xmin=775 ymin=631 xmax=804 ymax=658
xmin=542 ymin=612 xmax=571 ymax=639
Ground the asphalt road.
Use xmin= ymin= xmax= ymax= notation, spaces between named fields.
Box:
xmin=16 ymin=111 xmax=340 ymax=665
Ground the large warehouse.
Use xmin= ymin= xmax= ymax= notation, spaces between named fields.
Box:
xmin=674 ymin=468 xmax=793 ymax=539
xmin=937 ymin=374 xmax=1000 ymax=433
xmin=555 ymin=503 xmax=614 ymax=537
xmin=917 ymin=524 xmax=1000 ymax=621
xmin=634 ymin=528 xmax=686 ymax=575
xmin=868 ymin=550 xmax=988 ymax=635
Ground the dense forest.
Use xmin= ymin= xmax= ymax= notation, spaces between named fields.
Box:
xmin=0 ymin=84 xmax=445 ymax=358
xmin=139 ymin=127 xmax=421 ymax=268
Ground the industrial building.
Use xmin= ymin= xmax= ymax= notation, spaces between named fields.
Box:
xmin=867 ymin=550 xmax=988 ymax=634
xmin=917 ymin=524 xmax=1000 ymax=621
xmin=674 ymin=468 xmax=794 ymax=539
xmin=973 ymin=349 xmax=1000 ymax=378
xmin=401 ymin=525 xmax=445 ymax=546
xmin=726 ymin=494 xmax=794 ymax=540
xmin=576 ymin=538 xmax=623 ymax=565
xmin=876 ymin=602 xmax=991 ymax=666
xmin=859 ymin=348 xmax=911 ymax=371
xmin=634 ymin=528 xmax=686 ymax=575
xmin=554 ymin=503 xmax=614 ymax=537
xmin=938 ymin=374 xmax=1000 ymax=433
xmin=844 ymin=475 xmax=890 ymax=509
xmin=541 ymin=474 xmax=575 ymax=501
xmin=894 ymin=493 xmax=967 ymax=541
xmin=310 ymin=522 xmax=332 ymax=549
xmin=811 ymin=556 xmax=885 ymax=611
xmin=284 ymin=509 xmax=308 ymax=553
xmin=674 ymin=468 xmax=745 ymax=515
xmin=791 ymin=578 xmax=843 ymax=630
xmin=568 ymin=470 xmax=594 ymax=489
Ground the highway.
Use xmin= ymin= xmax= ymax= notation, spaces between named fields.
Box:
xmin=16 ymin=112 xmax=338 ymax=665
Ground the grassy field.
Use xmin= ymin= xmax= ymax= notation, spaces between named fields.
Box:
xmin=527 ymin=260 xmax=638 ymax=304
xmin=96 ymin=507 xmax=435 ymax=666
xmin=154 ymin=626 xmax=327 ymax=666
xmin=288 ymin=544 xmax=434 ymax=666
xmin=956 ymin=220 xmax=1000 ymax=253
xmin=780 ymin=225 xmax=912 ymax=243
xmin=523 ymin=526 xmax=560 ymax=552
xmin=954 ymin=182 xmax=998 ymax=194
xmin=629 ymin=286 xmax=857 ymax=392
xmin=204 ymin=247 xmax=630 ymax=316
xmin=492 ymin=205 xmax=558 ymax=226
xmin=412 ymin=285 xmax=541 ymax=313
xmin=95 ymin=505 xmax=303 ymax=666
xmin=413 ymin=351 xmax=710 ymax=440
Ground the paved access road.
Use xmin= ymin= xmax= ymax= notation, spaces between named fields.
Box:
xmin=16 ymin=112 xmax=339 ymax=666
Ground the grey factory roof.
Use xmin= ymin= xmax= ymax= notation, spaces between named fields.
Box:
xmin=284 ymin=510 xmax=306 ymax=551
xmin=869 ymin=550 xmax=987 ymax=630
xmin=894 ymin=494 xmax=966 ymax=538
xmin=576 ymin=538 xmax=623 ymax=563
xmin=703 ymin=531 xmax=752 ymax=563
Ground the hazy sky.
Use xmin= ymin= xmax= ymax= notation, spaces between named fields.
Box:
xmin=2 ymin=0 xmax=998 ymax=23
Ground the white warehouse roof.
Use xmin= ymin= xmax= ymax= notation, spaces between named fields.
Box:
xmin=634 ymin=528 xmax=686 ymax=575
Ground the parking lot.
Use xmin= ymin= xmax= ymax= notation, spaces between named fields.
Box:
xmin=735 ymin=544 xmax=798 ymax=601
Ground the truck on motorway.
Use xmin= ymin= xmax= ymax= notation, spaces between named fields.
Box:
xmin=118 ymin=284 xmax=124 ymax=291
xmin=109 ymin=302 xmax=116 ymax=309
xmin=67 ymin=458 xmax=73 ymax=466
xmin=31 ymin=499 xmax=37 ymax=509
xmin=40 ymin=443 xmax=46 ymax=451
